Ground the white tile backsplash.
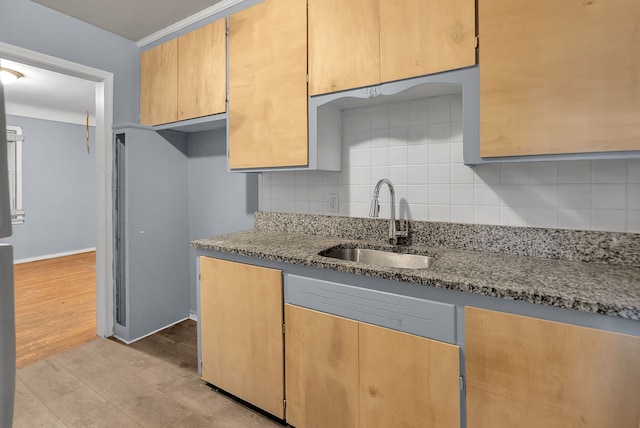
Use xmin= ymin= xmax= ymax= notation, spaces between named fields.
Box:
xmin=592 ymin=209 xmax=627 ymax=232
xmin=475 ymin=206 xmax=500 ymax=224
xmin=388 ymin=165 xmax=408 ymax=185
xmin=528 ymin=162 xmax=558 ymax=184
xmin=500 ymin=206 xmax=529 ymax=227
xmin=429 ymin=205 xmax=451 ymax=222
xmin=428 ymin=164 xmax=451 ymax=184
xmin=627 ymin=210 xmax=640 ymax=232
xmin=474 ymin=183 xmax=500 ymax=206
xmin=370 ymin=147 xmax=389 ymax=166
xmin=451 ymin=184 xmax=474 ymax=205
xmin=429 ymin=142 xmax=451 ymax=164
xmin=389 ymin=107 xmax=411 ymax=128
xmin=500 ymin=185 xmax=529 ymax=207
xmin=428 ymin=184 xmax=451 ymax=205
xmin=628 ymin=159 xmax=640 ymax=183
xmin=474 ymin=164 xmax=501 ymax=184
xmin=592 ymin=160 xmax=626 ymax=183
xmin=407 ymin=143 xmax=429 ymax=165
xmin=407 ymin=185 xmax=429 ymax=205
xmin=559 ymin=184 xmax=592 ymax=209
xmin=451 ymin=163 xmax=475 ymax=184
xmin=558 ymin=208 xmax=591 ymax=230
xmin=627 ymin=184 xmax=640 ymax=210
xmin=428 ymin=123 xmax=451 ymax=142
xmin=529 ymin=184 xmax=559 ymax=208
xmin=451 ymin=205 xmax=475 ymax=223
xmin=259 ymin=93 xmax=640 ymax=233
xmin=501 ymin=163 xmax=529 ymax=185
xmin=388 ymin=146 xmax=408 ymax=165
xmin=529 ymin=208 xmax=558 ymax=228
xmin=558 ymin=161 xmax=592 ymax=183
xmin=592 ymin=184 xmax=626 ymax=210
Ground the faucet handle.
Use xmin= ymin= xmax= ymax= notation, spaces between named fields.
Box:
xmin=395 ymin=219 xmax=408 ymax=238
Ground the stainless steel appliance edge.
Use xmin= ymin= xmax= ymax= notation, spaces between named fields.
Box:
xmin=0 ymin=80 xmax=16 ymax=428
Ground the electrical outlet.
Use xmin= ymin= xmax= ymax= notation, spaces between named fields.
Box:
xmin=328 ymin=193 xmax=339 ymax=212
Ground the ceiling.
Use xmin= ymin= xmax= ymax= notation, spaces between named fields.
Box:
xmin=31 ymin=0 xmax=226 ymax=42
xmin=2 ymin=58 xmax=96 ymax=126
xmin=4 ymin=1 xmax=228 ymax=126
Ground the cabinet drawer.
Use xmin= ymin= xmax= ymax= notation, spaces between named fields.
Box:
xmin=284 ymin=274 xmax=456 ymax=344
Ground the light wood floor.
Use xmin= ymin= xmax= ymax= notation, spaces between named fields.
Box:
xmin=14 ymin=251 xmax=97 ymax=368
xmin=14 ymin=321 xmax=284 ymax=428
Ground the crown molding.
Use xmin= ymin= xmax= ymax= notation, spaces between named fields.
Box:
xmin=136 ymin=0 xmax=245 ymax=47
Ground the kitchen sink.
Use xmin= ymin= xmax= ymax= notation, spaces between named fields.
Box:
xmin=319 ymin=247 xmax=435 ymax=270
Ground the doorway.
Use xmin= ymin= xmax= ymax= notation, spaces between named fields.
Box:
xmin=0 ymin=41 xmax=115 ymax=339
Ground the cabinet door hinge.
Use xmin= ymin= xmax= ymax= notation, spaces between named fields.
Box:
xmin=282 ymin=323 xmax=286 ymax=335
xmin=459 ymin=376 xmax=465 ymax=391
xmin=198 ymin=273 xmax=201 ymax=281
xmin=226 ymin=93 xmax=230 ymax=103
xmin=306 ymin=74 xmax=309 ymax=83
xmin=283 ymin=399 xmax=287 ymax=412
xmin=474 ymin=35 xmax=479 ymax=50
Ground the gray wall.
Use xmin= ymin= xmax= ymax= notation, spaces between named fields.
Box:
xmin=187 ymin=128 xmax=258 ymax=315
xmin=0 ymin=0 xmax=139 ymax=124
xmin=113 ymin=127 xmax=258 ymax=341
xmin=2 ymin=115 xmax=95 ymax=261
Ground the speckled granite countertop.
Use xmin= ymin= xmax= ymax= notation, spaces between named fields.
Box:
xmin=192 ymin=213 xmax=640 ymax=321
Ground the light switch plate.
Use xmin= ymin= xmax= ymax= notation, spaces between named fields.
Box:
xmin=328 ymin=193 xmax=339 ymax=212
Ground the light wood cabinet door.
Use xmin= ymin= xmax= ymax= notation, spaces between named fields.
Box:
xmin=177 ymin=18 xmax=226 ymax=121
xmin=479 ymin=0 xmax=640 ymax=157
xmin=308 ymin=0 xmax=380 ymax=96
xmin=228 ymin=0 xmax=308 ymax=169
xmin=359 ymin=322 xmax=461 ymax=428
xmin=199 ymin=257 xmax=284 ymax=419
xmin=466 ymin=307 xmax=640 ymax=428
xmin=285 ymin=305 xmax=359 ymax=428
xmin=140 ymin=39 xmax=178 ymax=126
xmin=380 ymin=0 xmax=476 ymax=84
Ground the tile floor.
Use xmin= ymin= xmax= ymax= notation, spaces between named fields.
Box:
xmin=13 ymin=321 xmax=283 ymax=428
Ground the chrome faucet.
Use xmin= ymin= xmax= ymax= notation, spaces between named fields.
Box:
xmin=369 ymin=178 xmax=408 ymax=245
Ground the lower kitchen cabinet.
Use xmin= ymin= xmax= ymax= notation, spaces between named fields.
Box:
xmin=465 ymin=307 xmax=640 ymax=428
xmin=285 ymin=305 xmax=359 ymax=428
xmin=199 ymin=257 xmax=285 ymax=418
xmin=359 ymin=322 xmax=460 ymax=428
xmin=285 ymin=304 xmax=461 ymax=428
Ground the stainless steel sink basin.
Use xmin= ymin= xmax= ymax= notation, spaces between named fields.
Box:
xmin=320 ymin=247 xmax=435 ymax=270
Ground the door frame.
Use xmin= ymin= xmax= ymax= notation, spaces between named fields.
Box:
xmin=0 ymin=42 xmax=115 ymax=338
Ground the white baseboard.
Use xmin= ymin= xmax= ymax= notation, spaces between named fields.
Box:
xmin=112 ymin=316 xmax=191 ymax=345
xmin=14 ymin=247 xmax=97 ymax=264
xmin=188 ymin=312 xmax=198 ymax=322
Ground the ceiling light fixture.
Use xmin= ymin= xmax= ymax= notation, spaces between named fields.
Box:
xmin=0 ymin=67 xmax=24 ymax=85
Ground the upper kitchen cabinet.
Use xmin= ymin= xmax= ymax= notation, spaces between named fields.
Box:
xmin=177 ymin=19 xmax=226 ymax=122
xmin=379 ymin=0 xmax=476 ymax=84
xmin=228 ymin=0 xmax=308 ymax=169
xmin=479 ymin=0 xmax=640 ymax=158
xmin=140 ymin=19 xmax=226 ymax=126
xmin=308 ymin=0 xmax=476 ymax=96
xmin=140 ymin=39 xmax=178 ymax=126
xmin=308 ymin=0 xmax=380 ymax=96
